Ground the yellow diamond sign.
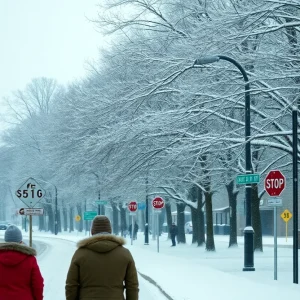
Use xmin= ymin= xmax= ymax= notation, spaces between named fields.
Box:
xmin=281 ymin=209 xmax=292 ymax=223
xmin=75 ymin=215 xmax=81 ymax=222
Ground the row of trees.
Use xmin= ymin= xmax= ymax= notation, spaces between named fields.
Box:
xmin=1 ymin=0 xmax=300 ymax=251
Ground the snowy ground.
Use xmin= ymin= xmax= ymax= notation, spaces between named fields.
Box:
xmin=0 ymin=229 xmax=299 ymax=300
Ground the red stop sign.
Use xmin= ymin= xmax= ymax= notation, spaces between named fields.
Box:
xmin=128 ymin=201 xmax=137 ymax=212
xmin=264 ymin=170 xmax=285 ymax=196
xmin=152 ymin=197 xmax=165 ymax=209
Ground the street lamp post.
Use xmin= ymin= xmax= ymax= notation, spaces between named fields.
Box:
xmin=194 ymin=55 xmax=255 ymax=271
xmin=144 ymin=176 xmax=149 ymax=245
xmin=54 ymin=185 xmax=58 ymax=235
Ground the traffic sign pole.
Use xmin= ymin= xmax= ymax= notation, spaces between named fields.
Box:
xmin=151 ymin=197 xmax=164 ymax=253
xmin=274 ymin=206 xmax=277 ymax=280
xmin=29 ymin=215 xmax=32 ymax=247
xmin=292 ymin=107 xmax=298 ymax=284
xmin=267 ymin=197 xmax=282 ymax=281
xmin=128 ymin=201 xmax=138 ymax=246
xmin=157 ymin=211 xmax=159 ymax=253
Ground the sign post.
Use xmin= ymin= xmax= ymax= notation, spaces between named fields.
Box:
xmin=265 ymin=170 xmax=285 ymax=281
xmin=152 ymin=197 xmax=165 ymax=253
xmin=267 ymin=197 xmax=283 ymax=280
xmin=128 ymin=202 xmax=137 ymax=245
xmin=16 ymin=178 xmax=45 ymax=247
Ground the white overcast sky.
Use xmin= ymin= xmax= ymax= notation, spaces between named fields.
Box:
xmin=0 ymin=0 xmax=105 ymax=134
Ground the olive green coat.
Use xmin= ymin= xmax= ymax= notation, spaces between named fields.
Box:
xmin=66 ymin=234 xmax=139 ymax=300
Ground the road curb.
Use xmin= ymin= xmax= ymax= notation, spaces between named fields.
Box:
xmin=138 ymin=271 xmax=174 ymax=300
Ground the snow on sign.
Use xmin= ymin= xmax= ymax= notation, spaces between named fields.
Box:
xmin=264 ymin=170 xmax=286 ymax=197
xmin=152 ymin=197 xmax=165 ymax=209
xmin=15 ymin=177 xmax=45 ymax=208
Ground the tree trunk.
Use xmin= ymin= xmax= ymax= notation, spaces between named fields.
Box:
xmin=158 ymin=206 xmax=165 ymax=236
xmin=44 ymin=203 xmax=54 ymax=233
xmin=251 ymin=184 xmax=263 ymax=251
xmin=38 ymin=215 xmax=44 ymax=231
xmin=176 ymin=202 xmax=186 ymax=244
xmin=205 ymin=191 xmax=215 ymax=251
xmin=77 ymin=204 xmax=83 ymax=232
xmin=63 ymin=207 xmax=68 ymax=231
xmin=69 ymin=206 xmax=74 ymax=233
xmin=100 ymin=205 xmax=106 ymax=215
xmin=119 ymin=203 xmax=127 ymax=237
xmin=197 ymin=189 xmax=205 ymax=247
xmin=189 ymin=185 xmax=205 ymax=246
xmin=57 ymin=208 xmax=62 ymax=233
xmin=165 ymin=200 xmax=172 ymax=239
xmin=112 ymin=202 xmax=119 ymax=235
xmin=191 ymin=207 xmax=197 ymax=243
xmin=226 ymin=180 xmax=238 ymax=247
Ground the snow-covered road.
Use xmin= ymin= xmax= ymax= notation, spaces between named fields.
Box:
xmin=32 ymin=236 xmax=168 ymax=300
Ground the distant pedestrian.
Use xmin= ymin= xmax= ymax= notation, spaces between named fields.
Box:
xmin=66 ymin=215 xmax=139 ymax=300
xmin=170 ymin=222 xmax=178 ymax=247
xmin=0 ymin=225 xmax=44 ymax=300
xmin=129 ymin=222 xmax=139 ymax=240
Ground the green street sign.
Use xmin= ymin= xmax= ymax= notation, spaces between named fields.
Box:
xmin=236 ymin=174 xmax=260 ymax=185
xmin=84 ymin=211 xmax=97 ymax=220
xmin=95 ymin=200 xmax=108 ymax=205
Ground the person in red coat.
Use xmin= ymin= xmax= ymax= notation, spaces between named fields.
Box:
xmin=0 ymin=225 xmax=44 ymax=300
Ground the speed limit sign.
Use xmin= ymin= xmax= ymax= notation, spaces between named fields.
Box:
xmin=15 ymin=177 xmax=45 ymax=208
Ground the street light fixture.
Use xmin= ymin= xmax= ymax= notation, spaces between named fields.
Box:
xmin=194 ymin=55 xmax=255 ymax=271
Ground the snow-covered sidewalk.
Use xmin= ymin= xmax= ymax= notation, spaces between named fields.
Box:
xmin=127 ymin=233 xmax=300 ymax=300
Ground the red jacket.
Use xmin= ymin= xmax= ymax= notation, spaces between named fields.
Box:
xmin=0 ymin=242 xmax=44 ymax=300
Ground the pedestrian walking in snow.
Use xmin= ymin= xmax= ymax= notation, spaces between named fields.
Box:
xmin=0 ymin=225 xmax=44 ymax=300
xmin=129 ymin=222 xmax=139 ymax=240
xmin=170 ymin=222 xmax=178 ymax=247
xmin=66 ymin=215 xmax=139 ymax=300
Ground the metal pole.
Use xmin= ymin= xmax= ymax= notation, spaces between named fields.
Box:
xmin=157 ymin=212 xmax=159 ymax=253
xmin=218 ymin=56 xmax=255 ymax=271
xmin=131 ymin=215 xmax=134 ymax=245
xmin=98 ymin=204 xmax=100 ymax=215
xmin=144 ymin=177 xmax=149 ymax=245
xmin=29 ymin=215 xmax=32 ymax=247
xmin=194 ymin=55 xmax=254 ymax=270
xmin=274 ymin=206 xmax=277 ymax=280
xmin=54 ymin=186 xmax=58 ymax=235
xmin=85 ymin=199 xmax=87 ymax=234
xmin=292 ymin=107 xmax=298 ymax=284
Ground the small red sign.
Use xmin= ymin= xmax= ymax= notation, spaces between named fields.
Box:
xmin=152 ymin=197 xmax=165 ymax=209
xmin=128 ymin=201 xmax=137 ymax=212
xmin=264 ymin=170 xmax=285 ymax=197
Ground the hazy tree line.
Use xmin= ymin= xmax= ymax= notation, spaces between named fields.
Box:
xmin=0 ymin=0 xmax=299 ymax=251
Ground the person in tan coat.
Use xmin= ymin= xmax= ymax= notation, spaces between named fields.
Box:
xmin=65 ymin=215 xmax=139 ymax=300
